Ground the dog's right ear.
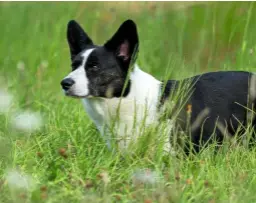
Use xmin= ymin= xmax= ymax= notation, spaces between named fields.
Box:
xmin=67 ymin=20 xmax=93 ymax=61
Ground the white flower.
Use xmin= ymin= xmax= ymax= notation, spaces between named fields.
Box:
xmin=40 ymin=60 xmax=48 ymax=69
xmin=98 ymin=171 xmax=111 ymax=185
xmin=82 ymin=194 xmax=101 ymax=203
xmin=132 ymin=168 xmax=160 ymax=186
xmin=0 ymin=89 xmax=13 ymax=114
xmin=11 ymin=110 xmax=43 ymax=133
xmin=6 ymin=169 xmax=36 ymax=190
xmin=17 ymin=61 xmax=25 ymax=71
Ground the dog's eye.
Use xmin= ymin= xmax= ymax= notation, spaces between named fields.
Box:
xmin=88 ymin=65 xmax=99 ymax=71
xmin=86 ymin=59 xmax=99 ymax=71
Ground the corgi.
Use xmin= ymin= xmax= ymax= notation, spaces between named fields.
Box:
xmin=61 ymin=20 xmax=256 ymax=153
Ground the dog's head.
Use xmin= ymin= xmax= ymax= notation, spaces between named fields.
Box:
xmin=61 ymin=20 xmax=139 ymax=98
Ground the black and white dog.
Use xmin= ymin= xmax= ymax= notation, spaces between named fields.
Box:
xmin=61 ymin=19 xmax=256 ymax=153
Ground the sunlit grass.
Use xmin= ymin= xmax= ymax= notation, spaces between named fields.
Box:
xmin=0 ymin=2 xmax=256 ymax=202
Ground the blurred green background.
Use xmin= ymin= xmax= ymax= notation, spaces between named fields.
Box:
xmin=1 ymin=2 xmax=256 ymax=107
xmin=1 ymin=2 xmax=256 ymax=202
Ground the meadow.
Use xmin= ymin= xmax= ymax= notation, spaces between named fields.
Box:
xmin=0 ymin=2 xmax=256 ymax=202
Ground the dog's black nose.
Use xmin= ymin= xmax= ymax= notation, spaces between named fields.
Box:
xmin=61 ymin=78 xmax=75 ymax=91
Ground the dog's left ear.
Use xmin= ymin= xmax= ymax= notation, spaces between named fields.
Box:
xmin=104 ymin=20 xmax=139 ymax=67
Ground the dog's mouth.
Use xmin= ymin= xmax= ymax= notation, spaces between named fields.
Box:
xmin=64 ymin=91 xmax=90 ymax=99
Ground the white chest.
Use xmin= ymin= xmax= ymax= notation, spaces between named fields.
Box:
xmin=81 ymin=65 xmax=162 ymax=150
xmin=82 ymin=97 xmax=158 ymax=149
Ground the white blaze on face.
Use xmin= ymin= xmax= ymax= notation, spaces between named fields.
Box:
xmin=64 ymin=48 xmax=94 ymax=97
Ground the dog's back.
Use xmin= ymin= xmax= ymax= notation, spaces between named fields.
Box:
xmin=162 ymin=71 xmax=256 ymax=152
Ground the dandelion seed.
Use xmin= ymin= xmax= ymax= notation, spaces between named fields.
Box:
xmin=97 ymin=171 xmax=111 ymax=185
xmin=41 ymin=60 xmax=48 ymax=69
xmin=17 ymin=61 xmax=25 ymax=71
xmin=249 ymin=48 xmax=254 ymax=55
xmin=82 ymin=194 xmax=101 ymax=202
xmin=6 ymin=170 xmax=36 ymax=190
xmin=11 ymin=110 xmax=43 ymax=133
xmin=0 ymin=89 xmax=13 ymax=114
xmin=132 ymin=169 xmax=160 ymax=186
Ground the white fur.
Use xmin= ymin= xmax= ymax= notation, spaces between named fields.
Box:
xmin=82 ymin=64 xmax=163 ymax=151
xmin=64 ymin=49 xmax=94 ymax=97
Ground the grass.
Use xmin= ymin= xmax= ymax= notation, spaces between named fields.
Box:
xmin=1 ymin=2 xmax=256 ymax=202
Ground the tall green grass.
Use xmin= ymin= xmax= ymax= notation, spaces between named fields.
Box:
xmin=1 ymin=2 xmax=256 ymax=202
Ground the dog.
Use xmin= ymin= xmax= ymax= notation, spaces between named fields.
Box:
xmin=61 ymin=19 xmax=256 ymax=153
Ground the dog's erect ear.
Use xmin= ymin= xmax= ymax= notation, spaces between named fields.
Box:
xmin=104 ymin=20 xmax=139 ymax=67
xmin=67 ymin=20 xmax=93 ymax=61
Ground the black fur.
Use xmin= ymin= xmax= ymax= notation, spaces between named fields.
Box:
xmin=67 ymin=20 xmax=94 ymax=61
xmin=85 ymin=47 xmax=131 ymax=97
xmin=161 ymin=71 xmax=256 ymax=153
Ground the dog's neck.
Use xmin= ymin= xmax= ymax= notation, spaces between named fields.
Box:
xmin=81 ymin=64 xmax=162 ymax=149
xmin=126 ymin=64 xmax=162 ymax=104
